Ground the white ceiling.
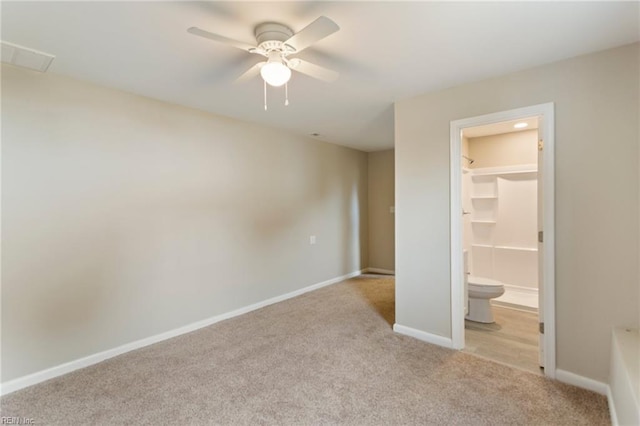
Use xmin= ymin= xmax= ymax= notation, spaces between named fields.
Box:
xmin=2 ymin=1 xmax=638 ymax=152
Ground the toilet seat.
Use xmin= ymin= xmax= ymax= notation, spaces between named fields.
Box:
xmin=467 ymin=275 xmax=505 ymax=299
xmin=468 ymin=275 xmax=503 ymax=288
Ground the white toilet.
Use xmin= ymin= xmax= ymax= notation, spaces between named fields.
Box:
xmin=466 ymin=275 xmax=505 ymax=323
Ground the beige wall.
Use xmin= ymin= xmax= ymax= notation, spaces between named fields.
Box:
xmin=462 ymin=136 xmax=470 ymax=162
xmin=395 ymin=43 xmax=639 ymax=382
xmin=1 ymin=64 xmax=368 ymax=382
xmin=468 ymin=130 xmax=538 ymax=168
xmin=367 ymin=150 xmax=395 ymax=271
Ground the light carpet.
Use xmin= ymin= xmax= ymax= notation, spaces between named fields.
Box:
xmin=1 ymin=275 xmax=609 ymax=425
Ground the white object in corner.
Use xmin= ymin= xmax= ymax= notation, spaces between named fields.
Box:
xmin=0 ymin=269 xmax=363 ymax=396
xmin=608 ymin=328 xmax=639 ymax=426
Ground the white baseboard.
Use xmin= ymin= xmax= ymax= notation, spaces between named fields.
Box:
xmin=393 ymin=323 xmax=454 ymax=349
xmin=557 ymin=369 xmax=618 ymax=425
xmin=364 ymin=267 xmax=395 ymax=275
xmin=607 ymin=385 xmax=620 ymax=426
xmin=0 ymin=270 xmax=363 ymax=396
xmin=555 ymin=369 xmax=608 ymax=395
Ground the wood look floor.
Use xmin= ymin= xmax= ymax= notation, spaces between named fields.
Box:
xmin=464 ymin=305 xmax=543 ymax=375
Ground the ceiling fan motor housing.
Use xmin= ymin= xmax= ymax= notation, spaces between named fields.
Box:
xmin=254 ymin=22 xmax=295 ymax=53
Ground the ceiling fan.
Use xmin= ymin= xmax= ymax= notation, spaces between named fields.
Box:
xmin=187 ymin=16 xmax=340 ymax=108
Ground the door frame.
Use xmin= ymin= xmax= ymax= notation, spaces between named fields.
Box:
xmin=449 ymin=102 xmax=555 ymax=378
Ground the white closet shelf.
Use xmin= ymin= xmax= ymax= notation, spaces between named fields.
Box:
xmin=494 ymin=246 xmax=538 ymax=252
xmin=471 ymin=170 xmax=537 ymax=177
xmin=470 ymin=165 xmax=538 ymax=177
xmin=471 ymin=220 xmax=496 ymax=224
xmin=471 ymin=195 xmax=498 ymax=199
xmin=471 ymin=244 xmax=493 ymax=248
xmin=471 ymin=244 xmax=538 ymax=252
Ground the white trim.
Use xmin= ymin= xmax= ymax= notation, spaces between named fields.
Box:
xmin=608 ymin=385 xmax=620 ymax=426
xmin=450 ymin=103 xmax=556 ymax=377
xmin=393 ymin=323 xmax=454 ymax=348
xmin=450 ymin=116 xmax=465 ymax=350
xmin=541 ymin=103 xmax=556 ymax=379
xmin=555 ymin=369 xmax=609 ymax=395
xmin=0 ymin=270 xmax=363 ymax=396
xmin=364 ymin=267 xmax=395 ymax=275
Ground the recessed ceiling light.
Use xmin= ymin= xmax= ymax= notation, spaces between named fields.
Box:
xmin=514 ymin=122 xmax=528 ymax=129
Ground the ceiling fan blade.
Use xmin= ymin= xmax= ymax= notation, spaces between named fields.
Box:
xmin=234 ymin=61 xmax=266 ymax=83
xmin=289 ymin=59 xmax=339 ymax=83
xmin=187 ymin=27 xmax=257 ymax=52
xmin=284 ymin=16 xmax=339 ymax=53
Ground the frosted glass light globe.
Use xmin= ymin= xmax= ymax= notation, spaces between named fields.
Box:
xmin=260 ymin=61 xmax=291 ymax=87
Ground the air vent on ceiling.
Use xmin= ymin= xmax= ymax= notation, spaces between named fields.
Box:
xmin=1 ymin=41 xmax=55 ymax=72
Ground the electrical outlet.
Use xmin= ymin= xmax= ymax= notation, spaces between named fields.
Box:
xmin=309 ymin=235 xmax=316 ymax=245
xmin=390 ymin=206 xmax=395 ymax=213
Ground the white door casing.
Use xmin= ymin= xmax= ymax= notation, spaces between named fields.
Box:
xmin=449 ymin=103 xmax=555 ymax=378
xmin=537 ymin=117 xmax=545 ymax=367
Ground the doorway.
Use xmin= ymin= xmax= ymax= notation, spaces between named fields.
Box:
xmin=450 ymin=103 xmax=555 ymax=379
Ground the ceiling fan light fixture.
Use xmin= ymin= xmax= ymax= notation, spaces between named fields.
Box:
xmin=260 ymin=60 xmax=291 ymax=87
xmin=260 ymin=51 xmax=291 ymax=87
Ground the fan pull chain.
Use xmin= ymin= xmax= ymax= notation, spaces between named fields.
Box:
xmin=285 ymin=83 xmax=289 ymax=106
xmin=264 ymin=80 xmax=267 ymax=111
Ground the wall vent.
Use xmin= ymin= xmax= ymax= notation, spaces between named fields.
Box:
xmin=1 ymin=41 xmax=55 ymax=72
